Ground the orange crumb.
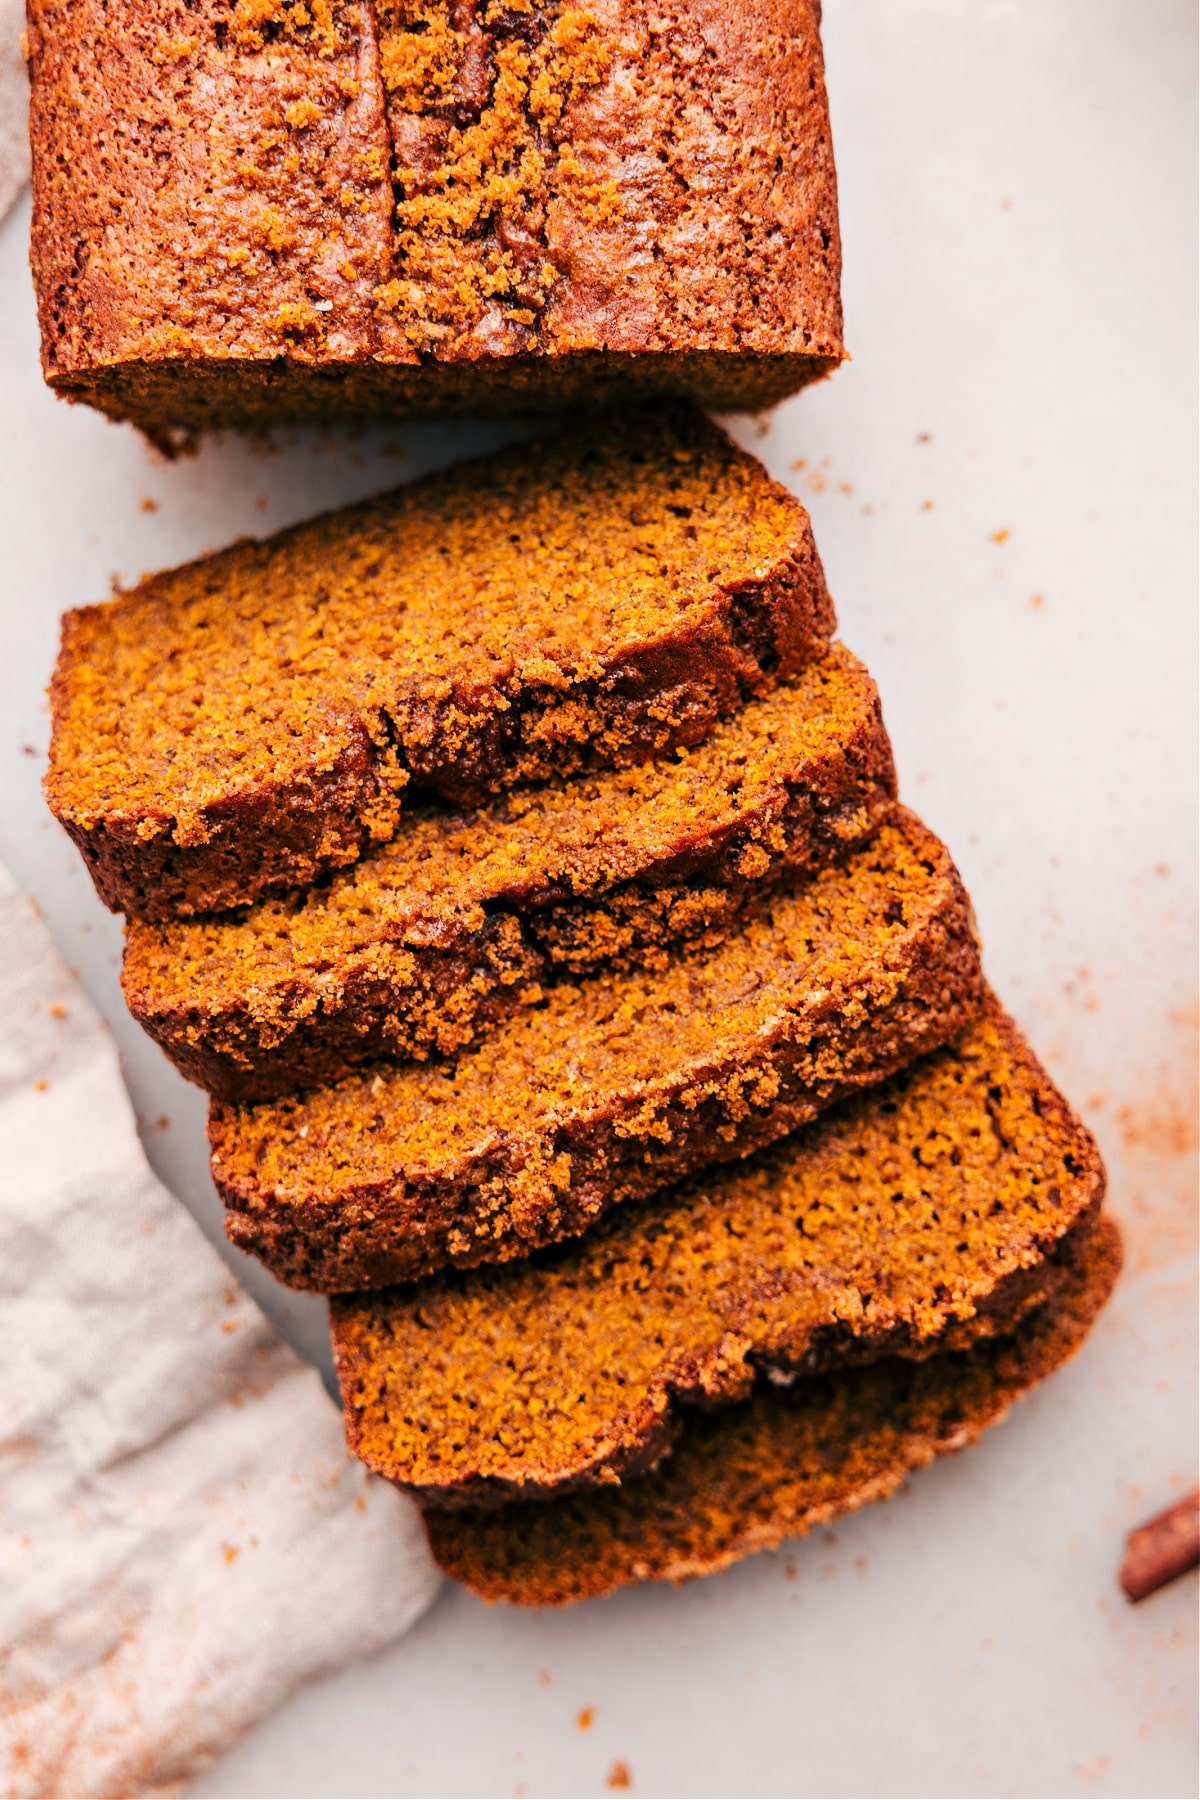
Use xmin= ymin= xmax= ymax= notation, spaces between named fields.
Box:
xmin=222 ymin=1544 xmax=239 ymax=1564
xmin=577 ymin=1706 xmax=596 ymax=1730
xmin=221 ymin=1319 xmax=239 ymax=1334
xmin=915 ymin=432 xmax=932 ymax=443
xmin=989 ymin=528 xmax=1011 ymax=544
xmin=1028 ymin=593 xmax=1045 ymax=611
xmin=920 ymin=499 xmax=935 ymax=512
xmin=606 ymin=1761 xmax=632 ymax=1791
xmin=21 ymin=744 xmax=37 ymax=756
xmin=838 ymin=481 xmax=854 ymax=496
xmin=34 ymin=1080 xmax=48 ymax=1093
xmin=140 ymin=496 xmax=159 ymax=513
xmin=538 ymin=1669 xmax=553 ymax=1687
xmin=49 ymin=1002 xmax=68 ymax=1019
xmin=156 ymin=1115 xmax=170 ymax=1130
xmin=790 ymin=457 xmax=806 ymax=471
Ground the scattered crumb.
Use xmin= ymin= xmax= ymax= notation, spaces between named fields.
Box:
xmin=783 ymin=1559 xmax=798 ymax=1580
xmin=791 ymin=456 xmax=806 ymax=471
xmin=221 ymin=1319 xmax=240 ymax=1335
xmin=1001 ymin=197 xmax=1013 ymax=210
xmin=915 ymin=431 xmax=932 ymax=443
xmin=577 ymin=1706 xmax=596 ymax=1730
xmin=109 ymin=573 xmax=126 ymax=595
xmin=48 ymin=1002 xmax=68 ymax=1020
xmin=606 ymin=1761 xmax=632 ymax=1791
xmin=1074 ymin=1754 xmax=1112 ymax=1782
xmin=920 ymin=498 xmax=935 ymax=512
xmin=1028 ymin=593 xmax=1045 ymax=611
xmin=254 ymin=495 xmax=268 ymax=511
xmin=861 ymin=503 xmax=874 ymax=516
xmin=854 ymin=1556 xmax=869 ymax=1577
xmin=837 ymin=481 xmax=854 ymax=495
xmin=989 ymin=527 xmax=1011 ymax=544
xmin=21 ymin=743 xmax=38 ymax=757
xmin=222 ymin=1544 xmax=239 ymax=1565
xmin=34 ymin=1080 xmax=48 ymax=1093
xmin=1155 ymin=862 xmax=1169 ymax=877
xmin=155 ymin=1115 xmax=170 ymax=1130
xmin=139 ymin=496 xmax=159 ymax=513
xmin=538 ymin=1669 xmax=553 ymax=1687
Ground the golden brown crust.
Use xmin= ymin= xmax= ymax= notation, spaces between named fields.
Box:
xmin=211 ymin=811 xmax=985 ymax=1290
xmin=27 ymin=1 xmax=843 ymax=438
xmin=330 ymin=997 xmax=1107 ymax=1501
xmin=44 ymin=407 xmax=833 ymax=921
xmin=122 ymin=646 xmax=895 ymax=1100
xmin=27 ymin=0 xmax=394 ymax=405
xmin=423 ymin=1215 xmax=1122 ymax=1604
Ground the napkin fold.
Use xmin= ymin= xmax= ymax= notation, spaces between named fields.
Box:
xmin=0 ymin=0 xmax=29 ymax=223
xmin=0 ymin=866 xmax=441 ymax=1800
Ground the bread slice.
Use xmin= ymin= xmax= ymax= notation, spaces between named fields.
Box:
xmin=45 ymin=406 xmax=833 ymax=921
xmin=29 ymin=0 xmax=842 ymax=441
xmin=423 ymin=1215 xmax=1121 ymax=1604
xmin=331 ymin=998 xmax=1105 ymax=1500
xmin=124 ymin=645 xmax=895 ymax=1101
xmin=212 ymin=810 xmax=983 ymax=1290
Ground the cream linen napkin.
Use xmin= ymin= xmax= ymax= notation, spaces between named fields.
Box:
xmin=0 ymin=865 xmax=441 ymax=1799
xmin=0 ymin=0 xmax=29 ymax=223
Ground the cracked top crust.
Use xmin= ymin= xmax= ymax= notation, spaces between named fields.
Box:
xmin=28 ymin=0 xmax=843 ymax=427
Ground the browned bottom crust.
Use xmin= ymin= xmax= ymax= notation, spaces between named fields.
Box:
xmin=49 ymin=348 xmax=842 ymax=451
xmin=331 ymin=997 xmax=1105 ymax=1502
xmin=212 ymin=811 xmax=984 ymax=1290
xmin=423 ymin=1215 xmax=1122 ymax=1605
xmin=124 ymin=646 xmax=895 ymax=1101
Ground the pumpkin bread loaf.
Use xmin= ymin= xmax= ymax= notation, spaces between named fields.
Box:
xmin=125 ymin=644 xmax=895 ymax=1101
xmin=424 ymin=1215 xmax=1122 ymax=1604
xmin=28 ymin=0 xmax=843 ymax=442
xmin=332 ymin=999 xmax=1107 ymax=1503
xmin=210 ymin=810 xmax=984 ymax=1290
xmin=45 ymin=407 xmax=833 ymax=921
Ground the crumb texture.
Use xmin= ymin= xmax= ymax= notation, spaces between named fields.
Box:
xmin=45 ymin=408 xmax=831 ymax=919
xmin=27 ymin=0 xmax=843 ymax=433
xmin=212 ymin=810 xmax=984 ymax=1290
xmin=123 ymin=644 xmax=895 ymax=1098
xmin=423 ymin=1215 xmax=1122 ymax=1603
xmin=331 ymin=1000 xmax=1107 ymax=1500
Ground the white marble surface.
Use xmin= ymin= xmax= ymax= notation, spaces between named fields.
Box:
xmin=0 ymin=1 xmax=1196 ymax=1794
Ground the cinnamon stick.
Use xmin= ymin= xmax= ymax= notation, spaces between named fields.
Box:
xmin=1118 ymin=1490 xmax=1200 ymax=1602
